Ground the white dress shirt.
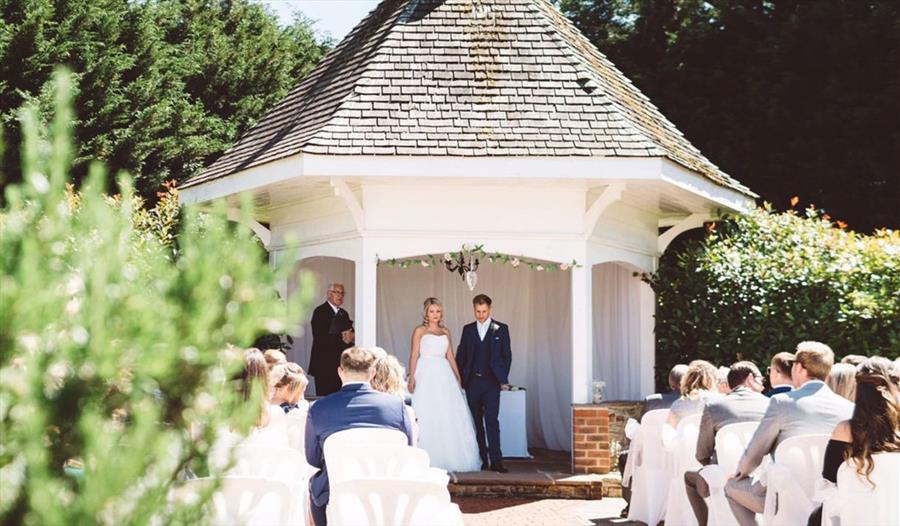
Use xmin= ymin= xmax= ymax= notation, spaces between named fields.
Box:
xmin=327 ymin=301 xmax=340 ymax=314
xmin=477 ymin=317 xmax=492 ymax=341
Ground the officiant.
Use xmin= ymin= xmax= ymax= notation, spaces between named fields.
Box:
xmin=308 ymin=283 xmax=355 ymax=396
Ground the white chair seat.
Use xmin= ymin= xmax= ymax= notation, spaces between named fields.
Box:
xmin=328 ymin=478 xmax=459 ymax=526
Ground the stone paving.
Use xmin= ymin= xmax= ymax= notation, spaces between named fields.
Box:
xmin=455 ymin=497 xmax=633 ymax=526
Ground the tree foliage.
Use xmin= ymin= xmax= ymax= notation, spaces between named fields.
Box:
xmin=649 ymin=206 xmax=900 ymax=388
xmin=0 ymin=71 xmax=307 ymax=525
xmin=0 ymin=0 xmax=330 ymax=200
xmin=558 ymin=0 xmax=899 ymax=232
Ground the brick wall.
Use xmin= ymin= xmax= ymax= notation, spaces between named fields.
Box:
xmin=571 ymin=405 xmax=611 ymax=474
xmin=599 ymin=401 xmax=644 ymax=471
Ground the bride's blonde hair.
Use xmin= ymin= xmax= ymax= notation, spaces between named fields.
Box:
xmin=422 ymin=297 xmax=444 ymax=327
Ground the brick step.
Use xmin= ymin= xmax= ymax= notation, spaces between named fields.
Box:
xmin=448 ymin=472 xmax=622 ymax=501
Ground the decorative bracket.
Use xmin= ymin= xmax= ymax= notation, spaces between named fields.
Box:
xmin=226 ymin=208 xmax=272 ymax=249
xmin=583 ymin=183 xmax=626 ymax=235
xmin=330 ymin=177 xmax=365 ymax=231
xmin=657 ymin=213 xmax=709 ymax=253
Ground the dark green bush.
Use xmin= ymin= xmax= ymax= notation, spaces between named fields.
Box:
xmin=650 ymin=205 xmax=899 ymax=389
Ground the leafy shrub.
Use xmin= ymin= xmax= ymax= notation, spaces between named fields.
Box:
xmin=650 ymin=205 xmax=900 ymax=388
xmin=0 ymin=72 xmax=305 ymax=525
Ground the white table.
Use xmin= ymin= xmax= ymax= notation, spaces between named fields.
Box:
xmin=498 ymin=390 xmax=529 ymax=457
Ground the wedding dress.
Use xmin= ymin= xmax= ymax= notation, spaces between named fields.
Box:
xmin=411 ymin=333 xmax=482 ymax=472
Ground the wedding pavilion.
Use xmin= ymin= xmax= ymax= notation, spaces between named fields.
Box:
xmin=179 ymin=0 xmax=756 ymax=455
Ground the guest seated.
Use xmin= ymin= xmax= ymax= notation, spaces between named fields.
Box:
xmin=826 ymin=362 xmax=857 ymax=401
xmin=840 ymin=354 xmax=867 ymax=366
xmin=667 ymin=359 xmax=721 ymax=428
xmin=808 ymin=356 xmax=899 ymax=526
xmin=271 ymin=362 xmax=310 ymax=414
xmin=305 ymin=346 xmax=414 ymax=526
xmin=725 ymin=341 xmax=854 ymax=526
xmin=684 ymin=361 xmax=769 ymax=526
xmin=372 ymin=354 xmax=419 ymax=445
xmin=765 ymin=352 xmax=794 ymax=397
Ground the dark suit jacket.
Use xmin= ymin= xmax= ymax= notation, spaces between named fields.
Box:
xmin=304 ymin=383 xmax=414 ymax=507
xmin=307 ymin=301 xmax=351 ymax=377
xmin=695 ymin=386 xmax=770 ymax=465
xmin=765 ymin=385 xmax=792 ymax=397
xmin=641 ymin=389 xmax=680 ymax=417
xmin=456 ymin=320 xmax=512 ymax=386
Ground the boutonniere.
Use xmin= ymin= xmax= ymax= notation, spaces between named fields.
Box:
xmin=490 ymin=322 xmax=500 ymax=331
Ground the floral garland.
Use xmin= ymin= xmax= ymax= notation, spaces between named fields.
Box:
xmin=377 ymin=244 xmax=581 ymax=272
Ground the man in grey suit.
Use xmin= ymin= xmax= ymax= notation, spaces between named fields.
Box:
xmin=684 ymin=361 xmax=770 ymax=525
xmin=724 ymin=342 xmax=854 ymax=526
xmin=619 ymin=363 xmax=689 ymax=516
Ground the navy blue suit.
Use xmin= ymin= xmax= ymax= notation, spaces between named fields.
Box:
xmin=456 ymin=320 xmax=512 ymax=465
xmin=765 ymin=385 xmax=792 ymax=397
xmin=305 ymin=383 xmax=414 ymax=526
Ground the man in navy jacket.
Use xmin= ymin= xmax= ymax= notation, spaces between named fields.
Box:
xmin=456 ymin=294 xmax=512 ymax=473
xmin=305 ymin=347 xmax=414 ymax=526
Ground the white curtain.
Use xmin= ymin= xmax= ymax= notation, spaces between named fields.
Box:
xmin=286 ymin=258 xmax=575 ymax=451
xmin=377 ymin=261 xmax=572 ymax=451
xmin=592 ymin=263 xmax=643 ymax=401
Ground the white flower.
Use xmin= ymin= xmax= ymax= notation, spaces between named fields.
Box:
xmin=462 ymin=243 xmax=474 ymax=252
xmin=536 ymin=265 xmax=544 ymax=271
xmin=443 ymin=253 xmax=452 ymax=261
xmin=560 ymin=263 xmax=570 ymax=271
xmin=420 ymin=260 xmax=430 ymax=268
xmin=510 ymin=258 xmax=520 ymax=268
xmin=491 ymin=322 xmax=500 ymax=331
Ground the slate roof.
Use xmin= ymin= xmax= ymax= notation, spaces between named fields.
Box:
xmin=183 ymin=0 xmax=754 ymax=196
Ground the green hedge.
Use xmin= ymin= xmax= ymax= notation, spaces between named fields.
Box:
xmin=649 ymin=205 xmax=900 ymax=389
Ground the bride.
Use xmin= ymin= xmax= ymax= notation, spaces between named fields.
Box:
xmin=408 ymin=297 xmax=482 ymax=472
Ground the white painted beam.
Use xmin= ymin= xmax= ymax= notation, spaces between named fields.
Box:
xmin=582 ymin=183 xmax=626 ymax=235
xmin=226 ymin=208 xmax=272 ymax=249
xmin=330 ymin=177 xmax=365 ymax=232
xmin=657 ymin=213 xmax=709 ymax=253
xmin=570 ymin=257 xmax=593 ymax=404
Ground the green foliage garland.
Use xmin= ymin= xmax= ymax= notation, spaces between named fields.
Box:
xmin=648 ymin=205 xmax=900 ymax=389
xmin=379 ymin=244 xmax=581 ymax=272
xmin=0 ymin=71 xmax=307 ymax=525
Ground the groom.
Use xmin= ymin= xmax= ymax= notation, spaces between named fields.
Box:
xmin=456 ymin=294 xmax=512 ymax=473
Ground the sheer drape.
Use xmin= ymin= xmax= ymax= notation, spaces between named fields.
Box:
xmin=377 ymin=261 xmax=572 ymax=451
xmin=592 ymin=263 xmax=643 ymax=400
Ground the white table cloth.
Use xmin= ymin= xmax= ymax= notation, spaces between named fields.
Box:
xmin=498 ymin=390 xmax=529 ymax=458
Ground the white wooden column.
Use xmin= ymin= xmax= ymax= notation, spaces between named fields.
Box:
xmin=571 ymin=260 xmax=593 ymax=404
xmin=638 ymin=280 xmax=656 ymax=396
xmin=354 ymin=240 xmax=378 ymax=347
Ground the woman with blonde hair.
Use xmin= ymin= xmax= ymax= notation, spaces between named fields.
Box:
xmin=827 ymin=362 xmax=857 ymax=401
xmin=373 ymin=355 xmax=419 ymax=444
xmin=407 ymin=297 xmax=481 ymax=472
xmin=666 ymin=359 xmax=722 ymax=427
xmin=270 ymin=362 xmax=309 ymax=414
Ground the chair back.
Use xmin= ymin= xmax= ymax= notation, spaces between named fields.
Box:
xmin=328 ymin=445 xmax=431 ymax=486
xmin=224 ymin=445 xmax=307 ymax=489
xmin=284 ymin=411 xmax=307 ymax=451
xmin=324 ymin=427 xmax=408 ymax=461
xmin=175 ymin=477 xmax=298 ymax=526
xmin=670 ymin=413 xmax=703 ymax=472
xmin=837 ymin=452 xmax=900 ymax=525
xmin=715 ymin=422 xmax=760 ymax=475
xmin=772 ymin=434 xmax=830 ymax=497
xmin=637 ymin=409 xmax=670 ymax=468
xmin=328 ymin=478 xmax=459 ymax=526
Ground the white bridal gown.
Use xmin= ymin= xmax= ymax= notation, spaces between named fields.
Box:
xmin=411 ymin=333 xmax=482 ymax=472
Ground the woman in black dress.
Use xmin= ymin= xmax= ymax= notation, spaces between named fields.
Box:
xmin=808 ymin=357 xmax=900 ymax=525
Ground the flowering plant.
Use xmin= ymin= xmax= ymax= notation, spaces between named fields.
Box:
xmin=379 ymin=245 xmax=580 ymax=272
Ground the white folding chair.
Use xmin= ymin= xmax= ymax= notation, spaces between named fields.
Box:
xmin=175 ymin=477 xmax=299 ymax=526
xmin=627 ymin=409 xmax=671 ymax=526
xmin=663 ymin=413 xmax=703 ymax=526
xmin=327 ymin=444 xmax=431 ymax=486
xmin=835 ymin=452 xmax=900 ymax=526
xmin=284 ymin=411 xmax=307 ymax=452
xmin=699 ymin=421 xmax=760 ymax=526
xmin=762 ymin=434 xmax=830 ymax=526
xmin=327 ymin=478 xmax=460 ymax=526
xmin=324 ymin=427 xmax=408 ymax=459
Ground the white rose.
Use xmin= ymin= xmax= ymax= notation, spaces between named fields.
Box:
xmin=560 ymin=263 xmax=570 ymax=271
xmin=462 ymin=243 xmax=474 ymax=252
xmin=443 ymin=253 xmax=452 ymax=261
xmin=510 ymin=258 xmax=520 ymax=268
xmin=421 ymin=260 xmax=430 ymax=267
xmin=491 ymin=322 xmax=500 ymax=331
xmin=536 ymin=265 xmax=544 ymax=271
